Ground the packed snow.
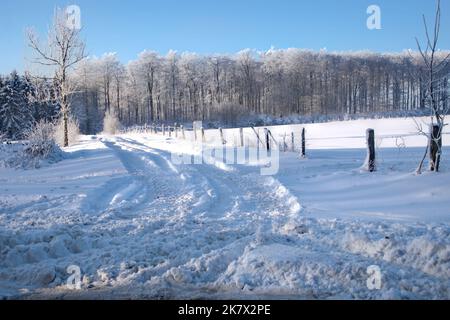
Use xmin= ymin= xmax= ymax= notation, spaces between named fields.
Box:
xmin=0 ymin=117 xmax=449 ymax=299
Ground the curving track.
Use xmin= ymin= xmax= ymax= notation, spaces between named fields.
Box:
xmin=1 ymin=135 xmax=448 ymax=299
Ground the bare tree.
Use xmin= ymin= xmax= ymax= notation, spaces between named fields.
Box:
xmin=415 ymin=0 xmax=450 ymax=173
xmin=137 ymin=51 xmax=161 ymax=123
xmin=27 ymin=7 xmax=86 ymax=147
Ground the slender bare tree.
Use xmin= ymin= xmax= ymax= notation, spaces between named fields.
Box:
xmin=27 ymin=7 xmax=86 ymax=147
xmin=415 ymin=0 xmax=450 ymax=173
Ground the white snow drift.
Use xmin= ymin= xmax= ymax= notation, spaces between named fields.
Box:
xmin=0 ymin=117 xmax=449 ymax=299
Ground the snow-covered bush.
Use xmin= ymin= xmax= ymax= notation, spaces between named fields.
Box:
xmin=54 ymin=116 xmax=80 ymax=147
xmin=0 ymin=121 xmax=63 ymax=169
xmin=103 ymin=112 xmax=121 ymax=134
xmin=0 ymin=142 xmax=22 ymax=168
xmin=23 ymin=120 xmax=59 ymax=159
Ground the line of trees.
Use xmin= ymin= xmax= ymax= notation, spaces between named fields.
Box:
xmin=68 ymin=48 xmax=449 ymax=133
xmin=3 ymin=49 xmax=449 ymax=139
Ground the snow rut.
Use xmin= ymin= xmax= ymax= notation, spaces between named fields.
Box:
xmin=1 ymin=136 xmax=449 ymax=299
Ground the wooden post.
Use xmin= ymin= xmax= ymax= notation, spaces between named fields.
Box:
xmin=264 ymin=128 xmax=270 ymax=151
xmin=257 ymin=128 xmax=260 ymax=153
xmin=162 ymin=124 xmax=165 ymax=136
xmin=181 ymin=125 xmax=185 ymax=139
xmin=168 ymin=127 xmax=172 ymax=137
xmin=201 ymin=127 xmax=205 ymax=143
xmin=239 ymin=128 xmax=244 ymax=147
xmin=219 ymin=128 xmax=225 ymax=144
xmin=301 ymin=128 xmax=306 ymax=158
xmin=366 ymin=128 xmax=376 ymax=172
xmin=429 ymin=124 xmax=442 ymax=172
xmin=291 ymin=132 xmax=295 ymax=152
xmin=174 ymin=123 xmax=178 ymax=138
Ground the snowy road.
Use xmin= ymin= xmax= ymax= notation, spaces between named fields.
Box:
xmin=0 ymin=134 xmax=449 ymax=299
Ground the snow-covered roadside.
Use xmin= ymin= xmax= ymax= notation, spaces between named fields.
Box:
xmin=0 ymin=124 xmax=449 ymax=299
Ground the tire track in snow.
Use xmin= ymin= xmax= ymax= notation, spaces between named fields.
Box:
xmin=108 ymin=136 xmax=449 ymax=299
xmin=102 ymin=136 xmax=313 ymax=294
xmin=5 ymin=135 xmax=448 ymax=299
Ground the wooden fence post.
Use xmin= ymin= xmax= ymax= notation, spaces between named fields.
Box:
xmin=239 ymin=128 xmax=244 ymax=147
xmin=264 ymin=128 xmax=270 ymax=151
xmin=366 ymin=128 xmax=376 ymax=172
xmin=181 ymin=125 xmax=185 ymax=139
xmin=219 ymin=128 xmax=225 ymax=144
xmin=291 ymin=132 xmax=295 ymax=152
xmin=201 ymin=127 xmax=205 ymax=143
xmin=257 ymin=128 xmax=260 ymax=153
xmin=301 ymin=128 xmax=306 ymax=158
xmin=174 ymin=123 xmax=178 ymax=138
xmin=429 ymin=124 xmax=442 ymax=172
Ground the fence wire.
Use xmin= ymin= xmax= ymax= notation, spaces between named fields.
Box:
xmin=121 ymin=124 xmax=449 ymax=155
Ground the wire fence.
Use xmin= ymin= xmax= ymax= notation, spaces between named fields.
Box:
xmin=120 ymin=122 xmax=450 ymax=156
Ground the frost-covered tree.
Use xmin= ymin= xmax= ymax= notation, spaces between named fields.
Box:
xmin=135 ymin=50 xmax=161 ymax=123
xmin=26 ymin=75 xmax=60 ymax=124
xmin=164 ymin=50 xmax=180 ymax=121
xmin=71 ymin=49 xmax=450 ymax=127
xmin=95 ymin=53 xmax=122 ymax=114
xmin=28 ymin=7 xmax=86 ymax=146
xmin=415 ymin=0 xmax=450 ymax=173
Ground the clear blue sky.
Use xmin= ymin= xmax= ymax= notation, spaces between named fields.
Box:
xmin=0 ymin=0 xmax=449 ymax=74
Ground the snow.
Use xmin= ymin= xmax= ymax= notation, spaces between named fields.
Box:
xmin=192 ymin=116 xmax=450 ymax=150
xmin=0 ymin=118 xmax=449 ymax=299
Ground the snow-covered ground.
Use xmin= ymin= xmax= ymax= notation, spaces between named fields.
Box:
xmin=0 ymin=117 xmax=449 ymax=299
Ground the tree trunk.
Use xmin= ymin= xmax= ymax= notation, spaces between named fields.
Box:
xmin=366 ymin=128 xmax=376 ymax=172
xmin=301 ymin=128 xmax=306 ymax=158
xmin=429 ymin=124 xmax=442 ymax=172
xmin=63 ymin=110 xmax=69 ymax=147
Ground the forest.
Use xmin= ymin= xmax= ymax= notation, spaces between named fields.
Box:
xmin=1 ymin=48 xmax=449 ymax=138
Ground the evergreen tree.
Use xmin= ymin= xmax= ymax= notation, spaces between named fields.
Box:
xmin=0 ymin=71 xmax=33 ymax=139
xmin=27 ymin=76 xmax=60 ymax=123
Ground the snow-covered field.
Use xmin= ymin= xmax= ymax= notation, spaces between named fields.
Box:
xmin=0 ymin=117 xmax=449 ymax=299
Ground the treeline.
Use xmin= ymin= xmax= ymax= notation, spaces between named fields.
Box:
xmin=70 ymin=49 xmax=449 ymax=132
xmin=2 ymin=49 xmax=449 ymax=138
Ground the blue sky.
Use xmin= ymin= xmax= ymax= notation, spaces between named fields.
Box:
xmin=0 ymin=0 xmax=449 ymax=73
